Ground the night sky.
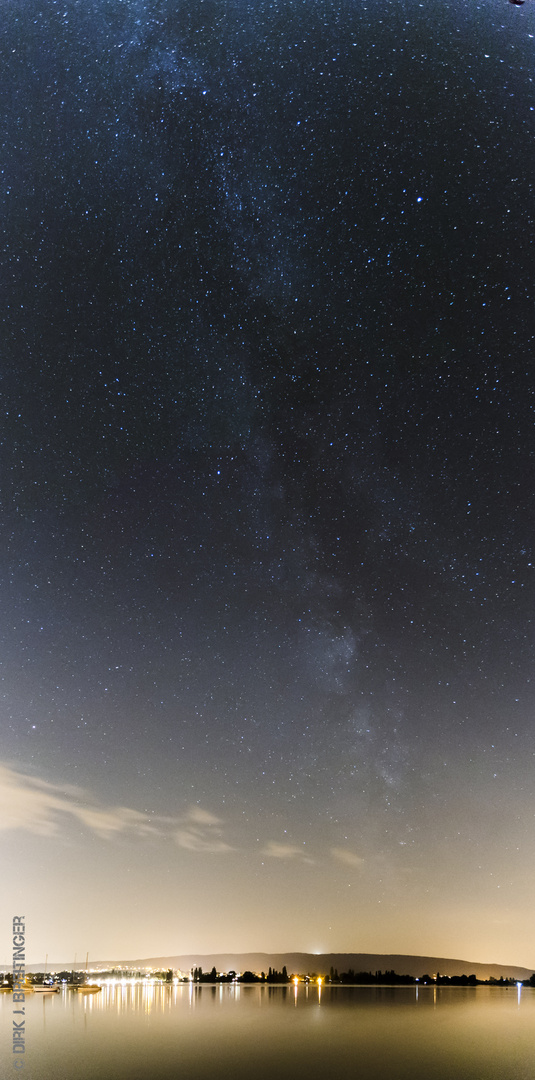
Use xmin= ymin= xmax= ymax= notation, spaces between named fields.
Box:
xmin=1 ymin=0 xmax=534 ymax=967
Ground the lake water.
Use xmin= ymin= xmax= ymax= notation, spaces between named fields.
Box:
xmin=2 ymin=983 xmax=534 ymax=1080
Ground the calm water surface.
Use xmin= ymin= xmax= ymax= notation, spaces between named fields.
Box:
xmin=2 ymin=984 xmax=534 ymax=1080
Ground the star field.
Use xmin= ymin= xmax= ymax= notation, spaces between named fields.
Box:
xmin=1 ymin=0 xmax=534 ymax=964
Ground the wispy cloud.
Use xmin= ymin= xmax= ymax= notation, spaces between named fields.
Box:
xmin=263 ymin=840 xmax=308 ymax=860
xmin=0 ymin=762 xmax=230 ymax=850
xmin=174 ymin=807 xmax=234 ymax=853
xmin=330 ymin=847 xmax=364 ymax=868
xmin=0 ymin=763 xmax=363 ymax=866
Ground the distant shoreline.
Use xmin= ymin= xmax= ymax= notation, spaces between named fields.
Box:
xmin=3 ymin=952 xmax=533 ymax=981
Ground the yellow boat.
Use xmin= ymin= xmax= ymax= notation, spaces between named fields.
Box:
xmin=6 ymin=977 xmax=34 ymax=993
xmin=73 ymin=953 xmax=101 ymax=992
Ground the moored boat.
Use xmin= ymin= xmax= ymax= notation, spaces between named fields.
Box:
xmin=73 ymin=953 xmax=101 ymax=992
xmin=33 ymin=956 xmax=60 ymax=992
xmin=6 ymin=977 xmax=35 ymax=992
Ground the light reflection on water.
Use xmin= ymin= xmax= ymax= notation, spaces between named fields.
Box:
xmin=1 ymin=984 xmax=534 ymax=1080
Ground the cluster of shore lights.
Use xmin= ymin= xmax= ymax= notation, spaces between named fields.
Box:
xmin=100 ymin=976 xmax=182 ymax=987
xmin=95 ymin=974 xmax=328 ymax=987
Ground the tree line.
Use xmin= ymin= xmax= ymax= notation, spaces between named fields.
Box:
xmin=192 ymin=966 xmax=290 ymax=983
xmin=3 ymin=969 xmax=535 ymax=988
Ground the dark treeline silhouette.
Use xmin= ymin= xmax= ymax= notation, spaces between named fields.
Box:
xmin=193 ymin=965 xmax=290 ymax=984
xmin=3 ymin=968 xmax=534 ymax=987
xmin=266 ymin=966 xmax=289 ymax=983
xmin=233 ymin=966 xmax=290 ymax=983
xmin=193 ymin=966 xmax=227 ymax=982
xmin=328 ymin=968 xmax=526 ymax=986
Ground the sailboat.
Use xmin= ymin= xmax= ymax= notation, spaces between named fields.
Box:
xmin=33 ymin=955 xmax=60 ymax=993
xmin=73 ymin=953 xmax=101 ymax=993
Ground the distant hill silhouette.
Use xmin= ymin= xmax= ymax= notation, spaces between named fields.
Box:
xmin=18 ymin=951 xmax=532 ymax=981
